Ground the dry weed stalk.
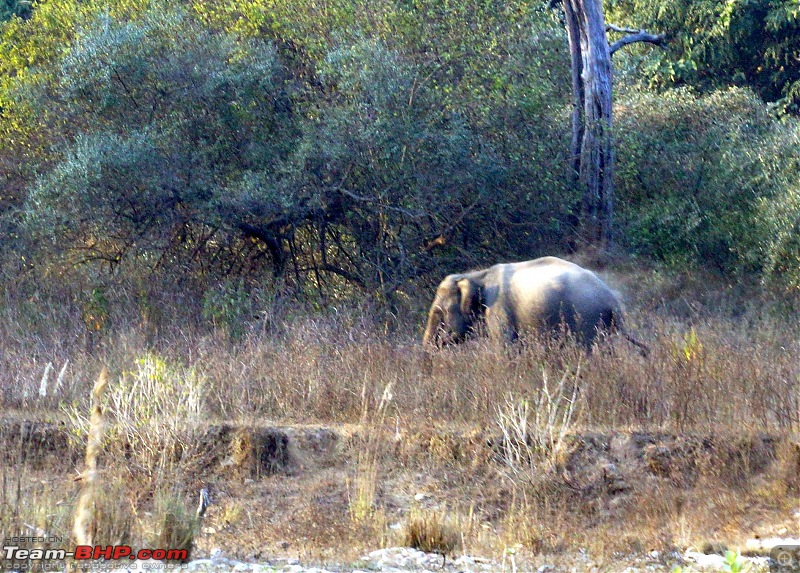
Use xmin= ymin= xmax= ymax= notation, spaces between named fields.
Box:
xmin=496 ymin=363 xmax=581 ymax=483
xmin=72 ymin=366 xmax=109 ymax=547
xmin=348 ymin=378 xmax=394 ymax=524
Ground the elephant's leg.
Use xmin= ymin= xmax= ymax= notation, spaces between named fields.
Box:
xmin=582 ymin=328 xmax=598 ymax=353
xmin=582 ymin=309 xmax=613 ymax=353
xmin=486 ymin=306 xmax=517 ymax=343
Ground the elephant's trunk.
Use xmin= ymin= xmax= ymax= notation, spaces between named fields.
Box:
xmin=422 ymin=306 xmax=444 ymax=346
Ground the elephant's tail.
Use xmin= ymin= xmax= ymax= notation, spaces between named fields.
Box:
xmin=610 ymin=309 xmax=649 ymax=357
xmin=621 ymin=329 xmax=649 ymax=357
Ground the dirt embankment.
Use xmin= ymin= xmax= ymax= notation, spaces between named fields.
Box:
xmin=4 ymin=419 xmax=798 ymax=566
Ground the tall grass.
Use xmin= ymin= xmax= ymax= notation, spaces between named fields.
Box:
xmin=348 ymin=380 xmax=394 ymax=524
xmin=1 ymin=301 xmax=798 ymax=433
xmin=1 ymin=271 xmax=798 ymax=562
xmin=60 ymin=359 xmax=204 ymax=559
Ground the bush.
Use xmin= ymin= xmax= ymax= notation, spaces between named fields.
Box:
xmin=615 ymin=87 xmax=800 ymax=290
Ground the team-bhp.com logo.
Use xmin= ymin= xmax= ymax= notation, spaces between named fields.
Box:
xmin=771 ymin=545 xmax=800 ymax=573
xmin=3 ymin=538 xmax=187 ymax=570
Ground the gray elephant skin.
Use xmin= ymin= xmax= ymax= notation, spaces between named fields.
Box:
xmin=422 ymin=256 xmax=647 ymax=354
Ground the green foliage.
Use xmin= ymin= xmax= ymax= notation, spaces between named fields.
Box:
xmin=82 ymin=286 xmax=109 ymax=333
xmin=1 ymin=0 xmax=32 ymax=22
xmin=24 ymin=8 xmax=297 ymax=268
xmin=193 ymin=0 xmax=371 ymax=61
xmin=0 ymin=0 xmax=154 ymax=146
xmin=13 ymin=1 xmax=574 ymax=298
xmin=5 ymin=0 xmax=798 ymax=302
xmin=201 ymin=279 xmax=255 ymax=338
xmin=616 ymin=86 xmax=800 ymax=289
xmin=607 ymin=0 xmax=800 ymax=115
xmin=672 ymin=327 xmax=704 ymax=364
xmin=301 ymin=39 xmax=510 ymax=291
xmin=722 ymin=549 xmax=751 ymax=573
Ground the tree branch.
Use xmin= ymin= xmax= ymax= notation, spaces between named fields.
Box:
xmin=606 ymin=23 xmax=666 ymax=56
xmin=606 ymin=24 xmax=640 ymax=34
xmin=314 ymin=264 xmax=367 ymax=289
xmin=236 ymin=221 xmax=286 ymax=276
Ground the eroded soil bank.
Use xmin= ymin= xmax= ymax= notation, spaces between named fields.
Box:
xmin=3 ymin=418 xmax=798 ymax=571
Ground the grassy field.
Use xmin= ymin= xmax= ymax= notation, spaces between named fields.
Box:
xmin=1 ymin=263 xmax=798 ymax=568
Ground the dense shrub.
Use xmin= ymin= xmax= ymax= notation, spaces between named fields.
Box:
xmin=615 ymin=87 xmax=800 ymax=290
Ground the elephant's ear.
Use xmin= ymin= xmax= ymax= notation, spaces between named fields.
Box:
xmin=457 ymin=278 xmax=483 ymax=318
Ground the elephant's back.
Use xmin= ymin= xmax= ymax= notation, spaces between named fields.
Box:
xmin=502 ymin=260 xmax=577 ymax=319
xmin=507 ymin=257 xmax=593 ymax=288
xmin=516 ymin=256 xmax=584 ymax=271
xmin=505 ymin=258 xmax=619 ymax=322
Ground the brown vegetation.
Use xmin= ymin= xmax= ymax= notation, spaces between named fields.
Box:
xmin=0 ymin=267 xmax=798 ymax=567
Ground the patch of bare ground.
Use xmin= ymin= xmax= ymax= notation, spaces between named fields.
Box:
xmin=3 ymin=418 xmax=797 ymax=567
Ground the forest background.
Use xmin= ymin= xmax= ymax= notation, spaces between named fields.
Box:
xmin=1 ymin=0 xmax=799 ymax=327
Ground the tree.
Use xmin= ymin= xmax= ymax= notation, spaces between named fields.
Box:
xmin=20 ymin=10 xmax=515 ymax=298
xmin=561 ymin=0 xmax=663 ymax=248
xmin=1 ymin=0 xmax=32 ymax=22
xmin=24 ymin=10 xmax=299 ymax=275
xmin=606 ymin=0 xmax=800 ymax=116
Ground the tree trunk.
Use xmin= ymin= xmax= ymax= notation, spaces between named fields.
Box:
xmin=563 ymin=0 xmax=614 ymax=249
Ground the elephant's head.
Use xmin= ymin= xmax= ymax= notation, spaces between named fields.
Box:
xmin=422 ymin=275 xmax=484 ymax=346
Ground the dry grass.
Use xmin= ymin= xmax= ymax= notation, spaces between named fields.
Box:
xmin=348 ymin=380 xmax=394 ymax=525
xmin=18 ymin=314 xmax=792 ymax=432
xmin=0 ymin=268 xmax=798 ymax=564
xmin=1 ymin=280 xmax=798 ymax=433
xmin=60 ymin=360 xmax=203 ymax=561
xmin=402 ymin=507 xmax=462 ymax=556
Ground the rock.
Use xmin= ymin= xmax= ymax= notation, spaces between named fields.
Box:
xmin=744 ymin=537 xmax=800 ymax=555
xmin=684 ymin=550 xmax=727 ymax=569
xmin=185 ymin=558 xmax=215 ymax=570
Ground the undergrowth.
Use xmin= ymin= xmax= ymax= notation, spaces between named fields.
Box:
xmin=0 ymin=271 xmax=798 ymax=564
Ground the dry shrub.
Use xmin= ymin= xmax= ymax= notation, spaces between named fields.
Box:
xmin=66 ymin=354 xmax=207 ymax=484
xmin=495 ymin=363 xmax=582 ymax=485
xmin=66 ymin=364 xmax=202 ymax=561
xmin=348 ymin=381 xmax=393 ymax=524
xmin=402 ymin=507 xmax=462 ymax=556
xmin=149 ymin=493 xmax=196 ymax=562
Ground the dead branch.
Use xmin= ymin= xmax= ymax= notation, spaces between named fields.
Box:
xmin=606 ymin=23 xmax=666 ymax=56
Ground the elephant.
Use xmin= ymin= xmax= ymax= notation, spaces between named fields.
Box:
xmin=422 ymin=256 xmax=648 ymax=354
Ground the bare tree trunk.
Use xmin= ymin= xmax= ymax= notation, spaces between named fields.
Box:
xmin=563 ymin=0 xmax=615 ymax=249
xmin=564 ymin=0 xmax=584 ymax=183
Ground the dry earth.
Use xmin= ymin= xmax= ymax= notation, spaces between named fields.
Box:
xmin=2 ymin=419 xmax=798 ymax=572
